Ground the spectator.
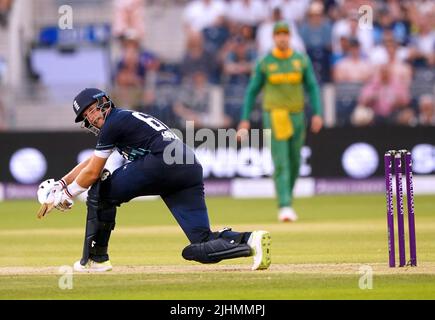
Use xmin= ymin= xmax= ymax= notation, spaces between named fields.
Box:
xmin=180 ymin=32 xmax=217 ymax=83
xmin=368 ymin=30 xmax=409 ymax=59
xmin=417 ymin=94 xmax=435 ymax=126
xmin=222 ymin=37 xmax=256 ymax=85
xmin=183 ymin=0 xmax=227 ymax=34
xmin=115 ymin=44 xmax=144 ymax=86
xmin=202 ymin=23 xmax=230 ymax=54
xmin=358 ymin=64 xmax=411 ymax=125
xmin=256 ymin=6 xmax=305 ymax=58
xmin=238 ymin=24 xmax=257 ymax=48
xmin=385 ymin=37 xmax=413 ymax=85
xmin=370 ymin=31 xmax=412 ymax=85
xmin=332 ymin=9 xmax=374 ymax=58
xmin=395 ymin=106 xmax=417 ymax=126
xmin=408 ymin=12 xmax=435 ymax=67
xmin=331 ymin=36 xmax=350 ymax=65
xmin=299 ymin=1 xmax=332 ymax=50
xmin=226 ymin=0 xmax=268 ymax=28
xmin=333 ymin=38 xmax=372 ymax=83
xmin=373 ymin=7 xmax=408 ymax=46
xmin=217 ymin=23 xmax=257 ymax=80
xmin=369 ymin=31 xmax=409 ymax=65
xmin=173 ymin=71 xmax=231 ymax=128
xmin=387 ymin=0 xmax=413 ymax=43
xmin=299 ymin=1 xmax=333 ymax=83
xmin=112 ymin=0 xmax=145 ymax=42
xmin=268 ymin=0 xmax=311 ymax=23
xmin=0 ymin=0 xmax=12 ymax=28
xmin=385 ymin=0 xmax=404 ymax=21
xmin=112 ymin=36 xmax=147 ymax=108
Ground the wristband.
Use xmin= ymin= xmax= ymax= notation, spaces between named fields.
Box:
xmin=65 ymin=180 xmax=87 ymax=198
xmin=59 ymin=179 xmax=67 ymax=189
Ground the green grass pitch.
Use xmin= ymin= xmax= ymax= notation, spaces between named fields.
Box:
xmin=1 ymin=195 xmax=435 ymax=299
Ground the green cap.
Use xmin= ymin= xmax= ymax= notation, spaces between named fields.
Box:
xmin=273 ymin=21 xmax=290 ymax=34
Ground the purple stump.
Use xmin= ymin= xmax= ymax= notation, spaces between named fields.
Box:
xmin=384 ymin=152 xmax=395 ymax=268
xmin=394 ymin=152 xmax=406 ymax=267
xmin=404 ymin=151 xmax=417 ymax=266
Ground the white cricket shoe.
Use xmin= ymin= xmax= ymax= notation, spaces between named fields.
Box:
xmin=247 ymin=230 xmax=271 ymax=271
xmin=278 ymin=207 xmax=298 ymax=222
xmin=73 ymin=259 xmax=112 ymax=272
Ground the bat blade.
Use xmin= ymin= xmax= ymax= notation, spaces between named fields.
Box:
xmin=37 ymin=203 xmax=55 ymax=219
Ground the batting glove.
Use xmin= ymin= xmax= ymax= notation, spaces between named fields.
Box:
xmin=36 ymin=179 xmax=68 ymax=218
xmin=53 ymin=180 xmax=88 ymax=212
xmin=37 ymin=179 xmax=66 ymax=204
xmin=52 ymin=187 xmax=74 ymax=212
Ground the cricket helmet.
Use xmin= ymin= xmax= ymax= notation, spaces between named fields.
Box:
xmin=72 ymin=88 xmax=115 ymax=135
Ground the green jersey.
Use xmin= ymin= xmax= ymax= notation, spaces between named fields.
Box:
xmin=241 ymin=49 xmax=322 ymax=120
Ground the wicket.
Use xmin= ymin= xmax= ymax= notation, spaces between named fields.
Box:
xmin=384 ymin=150 xmax=417 ymax=268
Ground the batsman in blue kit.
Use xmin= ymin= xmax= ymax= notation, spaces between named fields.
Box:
xmin=40 ymin=88 xmax=271 ymax=272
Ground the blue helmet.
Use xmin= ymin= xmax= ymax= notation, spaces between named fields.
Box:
xmin=72 ymin=88 xmax=114 ymax=122
xmin=72 ymin=88 xmax=115 ymax=135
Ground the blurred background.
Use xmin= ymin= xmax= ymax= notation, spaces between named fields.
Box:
xmin=0 ymin=0 xmax=434 ymax=200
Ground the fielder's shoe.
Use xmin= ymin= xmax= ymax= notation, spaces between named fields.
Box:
xmin=247 ymin=230 xmax=271 ymax=270
xmin=73 ymin=259 xmax=112 ymax=272
xmin=278 ymin=207 xmax=298 ymax=222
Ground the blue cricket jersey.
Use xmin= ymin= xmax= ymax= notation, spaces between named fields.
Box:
xmin=94 ymin=108 xmax=178 ymax=161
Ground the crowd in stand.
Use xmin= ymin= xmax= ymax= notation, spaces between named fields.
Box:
xmin=7 ymin=0 xmax=433 ymax=130
xmin=161 ymin=0 xmax=434 ymax=128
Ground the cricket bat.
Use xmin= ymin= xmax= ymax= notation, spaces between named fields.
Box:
xmin=37 ymin=202 xmax=55 ymax=219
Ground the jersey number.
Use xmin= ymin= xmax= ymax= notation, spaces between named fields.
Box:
xmin=132 ymin=112 xmax=167 ymax=132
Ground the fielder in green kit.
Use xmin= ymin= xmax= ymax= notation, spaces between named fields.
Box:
xmin=237 ymin=21 xmax=323 ymax=222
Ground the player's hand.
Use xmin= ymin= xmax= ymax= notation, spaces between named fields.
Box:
xmin=310 ymin=115 xmax=323 ymax=134
xmin=237 ymin=120 xmax=250 ymax=141
xmin=53 ymin=188 xmax=74 ymax=212
xmin=37 ymin=179 xmax=65 ymax=204
xmin=36 ymin=179 xmax=67 ymax=218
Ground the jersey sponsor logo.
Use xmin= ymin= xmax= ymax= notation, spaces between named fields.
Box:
xmin=73 ymin=100 xmax=80 ymax=111
xmin=161 ymin=130 xmax=179 ymax=140
xmin=92 ymin=92 xmax=105 ymax=99
xmin=292 ymin=60 xmax=302 ymax=70
xmin=268 ymin=63 xmax=278 ymax=72
xmin=268 ymin=72 xmax=302 ymax=84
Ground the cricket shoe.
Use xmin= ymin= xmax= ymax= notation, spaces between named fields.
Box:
xmin=73 ymin=259 xmax=112 ymax=272
xmin=247 ymin=230 xmax=271 ymax=271
xmin=278 ymin=207 xmax=298 ymax=222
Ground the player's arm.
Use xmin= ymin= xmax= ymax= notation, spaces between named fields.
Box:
xmin=61 ymin=157 xmax=91 ymax=185
xmin=240 ymin=61 xmax=266 ymax=122
xmin=59 ymin=153 xmax=107 ymax=188
xmin=74 ymin=154 xmax=108 ymax=189
xmin=302 ymin=55 xmax=322 ymax=117
xmin=237 ymin=61 xmax=266 ymax=137
xmin=302 ymin=55 xmax=323 ymax=133
xmin=67 ymin=126 xmax=116 ymax=190
xmin=36 ymin=154 xmax=108 ymax=218
xmin=52 ymin=118 xmax=116 ymax=212
xmin=54 ymin=153 xmax=109 ymax=212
